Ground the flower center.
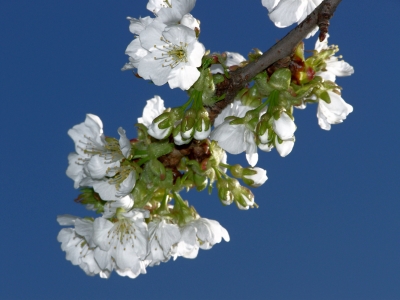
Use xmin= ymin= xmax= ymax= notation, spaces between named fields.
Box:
xmin=107 ymin=220 xmax=137 ymax=247
xmin=154 ymin=37 xmax=188 ymax=69
xmin=77 ymin=136 xmax=123 ymax=165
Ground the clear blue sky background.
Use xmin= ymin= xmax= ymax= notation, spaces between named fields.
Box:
xmin=1 ymin=1 xmax=399 ymax=299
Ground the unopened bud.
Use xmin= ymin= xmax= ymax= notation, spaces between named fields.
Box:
xmin=194 ymin=173 xmax=208 ymax=191
xmin=216 ymin=179 xmax=233 ymax=205
xmin=242 ymin=167 xmax=267 ymax=187
xmin=194 ymin=108 xmax=211 ymax=140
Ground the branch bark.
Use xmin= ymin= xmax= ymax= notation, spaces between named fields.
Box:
xmin=207 ymin=0 xmax=342 ymax=123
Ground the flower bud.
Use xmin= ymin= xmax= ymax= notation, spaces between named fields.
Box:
xmin=272 ymin=112 xmax=296 ymax=140
xmin=194 ymin=173 xmax=208 ymax=191
xmin=256 ymin=120 xmax=270 ymax=144
xmin=234 ymin=186 xmax=255 ymax=210
xmin=275 ymin=136 xmax=295 ymax=157
xmin=194 ymin=108 xmax=211 ymax=140
xmin=229 ymin=164 xmax=243 ymax=178
xmin=216 ymin=179 xmax=233 ymax=205
xmin=173 ymin=124 xmax=191 ymax=146
xmin=181 ymin=108 xmax=196 ymax=139
xmin=258 ymin=141 xmax=274 ymax=152
xmin=148 ymin=118 xmax=173 ymax=139
xmin=242 ymin=167 xmax=268 ymax=187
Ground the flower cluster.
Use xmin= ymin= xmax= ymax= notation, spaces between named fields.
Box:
xmin=58 ymin=0 xmax=353 ymax=279
xmin=122 ymin=0 xmax=204 ymax=90
xmin=61 ymin=111 xmax=231 ymax=278
xmin=58 ymin=210 xmax=229 ymax=278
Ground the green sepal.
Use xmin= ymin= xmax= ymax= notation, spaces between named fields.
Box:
xmin=148 ymin=159 xmax=166 ymax=180
xmin=228 ymin=116 xmax=244 ymax=125
xmin=241 ymin=86 xmax=262 ymax=107
xmin=75 ymin=188 xmax=106 ymax=214
xmin=181 ymin=108 xmax=197 ymax=132
xmin=254 ymin=71 xmax=273 ymax=96
xmin=190 ymin=69 xmax=216 ymax=106
xmin=248 ymin=48 xmax=263 ymax=62
xmin=319 ymin=90 xmax=331 ymax=103
xmin=269 ymin=68 xmax=291 ymax=91
xmin=194 ymin=173 xmax=208 ymax=191
xmin=213 ymin=74 xmax=225 ymax=85
xmin=148 ymin=142 xmax=174 ymax=159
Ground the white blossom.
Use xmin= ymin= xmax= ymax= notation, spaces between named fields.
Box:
xmin=67 ymin=114 xmax=133 ymax=194
xmin=123 ymin=38 xmax=150 ymax=71
xmin=147 ymin=0 xmax=196 ymax=17
xmin=272 ymin=111 xmax=297 ymax=140
xmin=313 ymin=35 xmax=354 ymax=130
xmin=57 ymin=215 xmax=108 ymax=278
xmin=211 ymin=100 xmax=259 ymax=167
xmin=66 ymin=114 xmax=105 ymax=188
xmin=146 ymin=219 xmax=181 ymax=266
xmin=118 ymin=127 xmax=132 ymax=159
xmin=155 ymin=0 xmax=199 ymax=31
xmin=102 ymin=195 xmax=134 ymax=219
xmin=93 ymin=210 xmax=149 ymax=279
xmin=315 ymin=34 xmax=354 ymax=82
xmin=128 ymin=16 xmax=154 ymax=35
xmin=244 ymin=167 xmax=268 ymax=187
xmin=262 ymin=0 xmax=322 ymax=37
xmin=137 ymin=22 xmax=205 ymax=90
xmin=82 ymin=170 xmax=136 ymax=201
xmin=317 ymin=91 xmax=353 ymax=130
xmin=122 ymin=17 xmax=154 ymax=71
xmin=173 ymin=218 xmax=229 ymax=259
xmin=138 ymin=95 xmax=166 ymax=127
xmin=147 ymin=0 xmax=170 ymax=13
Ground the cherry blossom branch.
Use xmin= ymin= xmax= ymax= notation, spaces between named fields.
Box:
xmin=208 ymin=0 xmax=342 ymax=123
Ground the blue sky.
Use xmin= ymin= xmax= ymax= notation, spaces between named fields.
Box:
xmin=1 ymin=1 xmax=399 ymax=299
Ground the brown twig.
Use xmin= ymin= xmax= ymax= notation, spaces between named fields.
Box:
xmin=207 ymin=0 xmax=342 ymax=124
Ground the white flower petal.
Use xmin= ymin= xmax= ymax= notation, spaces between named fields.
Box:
xmin=262 ymin=0 xmax=281 ymax=11
xmin=275 ymin=136 xmax=295 ymax=157
xmin=128 ymin=16 xmax=153 ymax=35
xmin=138 ymin=95 xmax=165 ymax=127
xmin=115 ymin=171 xmax=136 ymax=197
xmin=168 ymin=65 xmax=200 ymax=90
xmin=66 ymin=153 xmax=85 ymax=188
xmin=269 ymin=0 xmax=306 ymax=28
xmin=273 ymin=112 xmax=297 ymax=140
xmin=211 ymin=123 xmax=247 ymax=154
xmin=180 ymin=13 xmax=200 ymax=30
xmin=244 ymin=167 xmax=268 ymax=187
xmin=86 ymin=155 xmax=120 ymax=180
xmin=138 ymin=51 xmax=171 ymax=84
xmin=118 ymin=127 xmax=131 ymax=158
